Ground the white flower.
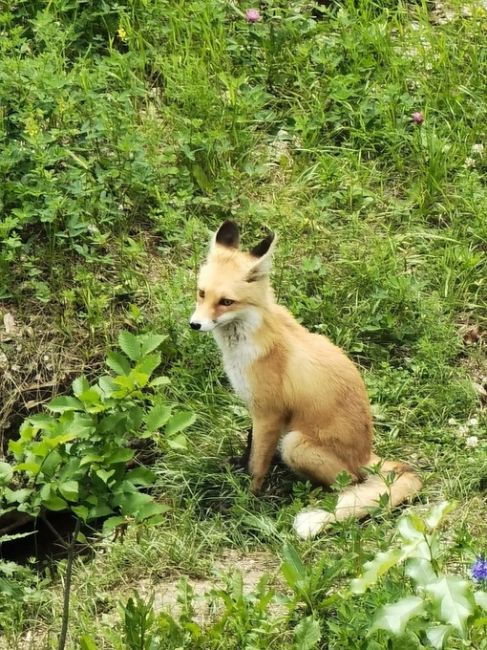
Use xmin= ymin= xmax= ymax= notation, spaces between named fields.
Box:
xmin=471 ymin=143 xmax=484 ymax=155
xmin=467 ymin=417 xmax=478 ymax=428
xmin=466 ymin=436 xmax=479 ymax=448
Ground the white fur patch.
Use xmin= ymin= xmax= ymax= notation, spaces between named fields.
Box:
xmin=213 ymin=310 xmax=262 ymax=403
xmin=293 ymin=509 xmax=333 ymax=539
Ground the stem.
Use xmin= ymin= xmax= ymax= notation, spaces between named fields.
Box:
xmin=40 ymin=513 xmax=68 ymax=549
xmin=58 ymin=517 xmax=81 ymax=650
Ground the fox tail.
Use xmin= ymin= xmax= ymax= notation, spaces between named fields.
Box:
xmin=293 ymin=455 xmax=422 ymax=540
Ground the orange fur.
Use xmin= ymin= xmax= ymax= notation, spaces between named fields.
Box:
xmin=190 ymin=221 xmax=422 ymax=537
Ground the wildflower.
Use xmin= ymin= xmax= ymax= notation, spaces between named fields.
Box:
xmin=117 ymin=26 xmax=127 ymax=41
xmin=471 ymin=143 xmax=484 ymax=155
xmin=411 ymin=111 xmax=424 ymax=125
xmin=465 ymin=435 xmax=478 ymax=448
xmin=465 ymin=157 xmax=476 ymax=168
xmin=467 ymin=417 xmax=478 ymax=428
xmin=471 ymin=558 xmax=487 ymax=582
xmin=245 ymin=8 xmax=261 ymax=22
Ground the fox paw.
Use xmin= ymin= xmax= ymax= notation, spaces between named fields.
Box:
xmin=293 ymin=510 xmax=333 ymax=539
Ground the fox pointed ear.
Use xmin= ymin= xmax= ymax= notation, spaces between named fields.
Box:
xmin=247 ymin=232 xmax=276 ymax=282
xmin=211 ymin=220 xmax=240 ymax=251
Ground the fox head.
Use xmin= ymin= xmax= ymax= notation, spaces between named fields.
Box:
xmin=190 ymin=221 xmax=276 ymax=332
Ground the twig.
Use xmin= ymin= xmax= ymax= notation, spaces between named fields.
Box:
xmin=58 ymin=517 xmax=81 ymax=650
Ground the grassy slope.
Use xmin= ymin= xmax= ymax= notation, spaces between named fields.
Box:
xmin=0 ymin=0 xmax=486 ymax=648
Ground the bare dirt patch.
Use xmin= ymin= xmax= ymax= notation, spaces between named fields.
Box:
xmin=114 ymin=549 xmax=283 ymax=626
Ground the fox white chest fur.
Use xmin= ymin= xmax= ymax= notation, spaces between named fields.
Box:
xmin=213 ymin=315 xmax=261 ymax=403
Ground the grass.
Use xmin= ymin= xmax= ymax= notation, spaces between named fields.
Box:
xmin=0 ymin=0 xmax=486 ymax=648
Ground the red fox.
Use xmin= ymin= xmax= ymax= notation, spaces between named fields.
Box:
xmin=190 ymin=221 xmax=422 ymax=538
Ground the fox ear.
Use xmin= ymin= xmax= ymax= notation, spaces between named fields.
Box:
xmin=247 ymin=232 xmax=276 ymax=282
xmin=211 ymin=220 xmax=240 ymax=251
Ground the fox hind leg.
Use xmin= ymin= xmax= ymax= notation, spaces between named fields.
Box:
xmin=280 ymin=430 xmax=360 ymax=486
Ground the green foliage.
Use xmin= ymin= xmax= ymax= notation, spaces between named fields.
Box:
xmin=0 ymin=331 xmax=195 ymax=529
xmin=349 ymin=503 xmax=487 ymax=648
xmin=116 ymin=574 xmax=292 ymax=650
xmin=108 ymin=504 xmax=486 ymax=649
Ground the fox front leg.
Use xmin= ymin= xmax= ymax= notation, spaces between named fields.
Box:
xmin=248 ymin=413 xmax=283 ymax=494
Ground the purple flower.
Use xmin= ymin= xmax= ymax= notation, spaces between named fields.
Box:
xmin=245 ymin=8 xmax=261 ymax=23
xmin=471 ymin=558 xmax=487 ymax=582
xmin=412 ymin=111 xmax=425 ymax=125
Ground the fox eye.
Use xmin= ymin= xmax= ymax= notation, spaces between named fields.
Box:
xmin=198 ymin=289 xmax=205 ymax=298
xmin=219 ymin=298 xmax=234 ymax=307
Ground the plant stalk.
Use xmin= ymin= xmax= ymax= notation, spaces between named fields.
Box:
xmin=58 ymin=517 xmax=81 ymax=650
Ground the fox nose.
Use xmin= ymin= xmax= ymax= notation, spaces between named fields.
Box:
xmin=190 ymin=321 xmax=201 ymax=331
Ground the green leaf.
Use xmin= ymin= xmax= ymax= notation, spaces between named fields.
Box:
xmin=72 ymin=376 xmax=90 ymax=397
xmin=397 ymin=516 xmax=432 ymax=561
xmin=192 ymin=163 xmax=213 ymax=192
xmin=0 ymin=561 xmax=24 ymax=577
xmin=425 ymin=501 xmax=456 ymax=531
xmin=425 ymin=576 xmax=473 ymax=634
xmin=165 ymin=412 xmax=196 ymax=436
xmin=27 ymin=414 xmax=55 ymax=430
xmin=127 ymin=406 xmax=144 ymax=430
xmin=370 ymin=596 xmax=425 ymax=636
xmin=15 ymin=462 xmax=41 ymax=476
xmin=405 ymin=559 xmax=437 ymax=587
xmin=118 ymin=331 xmax=141 ymax=362
xmin=42 ymin=495 xmax=68 ymax=511
xmin=397 ymin=514 xmax=425 ymax=542
xmin=474 ymin=591 xmax=487 ymax=611
xmin=117 ymin=492 xmax=153 ymax=516
xmin=59 ymin=480 xmax=79 ymax=502
xmin=96 ymin=469 xmax=115 ymax=484
xmin=72 ymin=505 xmax=89 ymax=521
xmin=79 ymin=388 xmax=102 ymax=404
xmin=150 ymin=376 xmax=170 ymax=388
xmin=106 ymin=351 xmax=131 ymax=376
xmin=3 ymin=487 xmax=32 ymax=504
xmin=136 ymin=353 xmax=161 ymax=379
xmin=88 ymin=503 xmax=113 ymax=519
xmin=41 ymin=450 xmax=63 ymax=479
xmin=46 ymin=396 xmax=83 ymax=413
xmin=351 ymin=549 xmax=402 ymax=594
xmin=146 ymin=403 xmax=172 ymax=433
xmin=99 ymin=413 xmax=126 ymax=434
xmin=113 ymin=375 xmax=135 ymax=391
xmin=139 ymin=333 xmax=167 ymax=357
xmin=294 ymin=616 xmax=321 ymax=650
xmin=107 ymin=448 xmax=134 ymax=464
xmin=0 ymin=462 xmax=13 ymax=484
xmin=102 ymin=516 xmax=127 ymax=535
xmin=80 ymin=635 xmax=99 ymax=650
xmin=0 ymin=531 xmax=36 ymax=544
xmin=136 ymin=502 xmax=170 ymax=522
xmin=167 ymin=433 xmax=188 ymax=450
xmin=281 ymin=543 xmax=307 ymax=589
xmin=126 ymin=467 xmax=156 ymax=487
xmin=426 ymin=625 xmax=453 ymax=649
xmin=98 ymin=375 xmax=119 ymax=396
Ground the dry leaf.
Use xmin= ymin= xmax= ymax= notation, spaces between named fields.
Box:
xmin=3 ymin=313 xmax=18 ymax=337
